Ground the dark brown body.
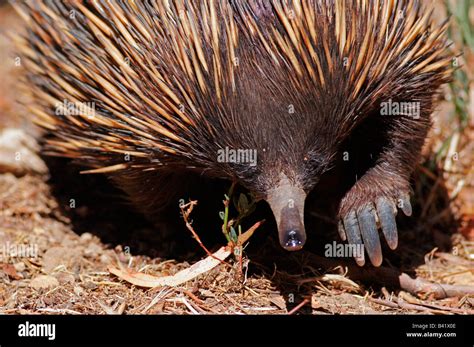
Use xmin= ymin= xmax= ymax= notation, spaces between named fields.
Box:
xmin=16 ymin=0 xmax=452 ymax=266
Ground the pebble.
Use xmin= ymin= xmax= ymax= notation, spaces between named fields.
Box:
xmin=29 ymin=275 xmax=59 ymax=290
xmin=13 ymin=262 xmax=25 ymax=272
xmin=73 ymin=286 xmax=84 ymax=296
xmin=42 ymin=246 xmax=81 ymax=273
xmin=80 ymin=232 xmax=93 ymax=242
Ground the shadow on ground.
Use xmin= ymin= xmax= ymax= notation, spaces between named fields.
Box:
xmin=44 ymin=152 xmax=460 ymax=313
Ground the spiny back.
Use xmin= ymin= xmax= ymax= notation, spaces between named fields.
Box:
xmin=15 ymin=0 xmax=451 ymax=183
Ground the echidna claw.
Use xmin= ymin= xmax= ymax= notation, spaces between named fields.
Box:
xmin=358 ymin=204 xmax=382 ymax=267
xmin=342 ymin=211 xmax=365 ymax=266
xmin=399 ymin=194 xmax=413 ymax=216
xmin=337 ymin=220 xmax=347 ymax=241
xmin=339 ymin=193 xmax=412 ymax=267
xmin=376 ymin=197 xmax=398 ymax=250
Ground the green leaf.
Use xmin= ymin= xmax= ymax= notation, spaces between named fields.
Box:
xmin=230 ymin=226 xmax=238 ymax=243
xmin=233 ymin=195 xmax=240 ymax=212
xmin=238 ymin=193 xmax=249 ymax=212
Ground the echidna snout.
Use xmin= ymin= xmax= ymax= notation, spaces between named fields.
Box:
xmin=266 ymin=175 xmax=307 ymax=251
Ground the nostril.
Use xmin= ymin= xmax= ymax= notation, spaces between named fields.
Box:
xmin=282 ymin=229 xmax=305 ymax=251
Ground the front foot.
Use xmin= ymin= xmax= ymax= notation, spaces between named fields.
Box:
xmin=337 ymin=174 xmax=412 ymax=267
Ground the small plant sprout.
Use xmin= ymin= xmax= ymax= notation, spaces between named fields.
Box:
xmin=179 ymin=181 xmax=262 ymax=277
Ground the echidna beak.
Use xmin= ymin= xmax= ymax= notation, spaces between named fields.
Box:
xmin=266 ymin=175 xmax=307 ymax=251
xmin=278 ymin=205 xmax=306 ymax=251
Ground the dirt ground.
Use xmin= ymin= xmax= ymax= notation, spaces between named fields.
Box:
xmin=0 ymin=3 xmax=473 ymax=315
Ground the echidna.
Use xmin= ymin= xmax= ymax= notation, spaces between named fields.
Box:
xmin=14 ymin=0 xmax=452 ymax=266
